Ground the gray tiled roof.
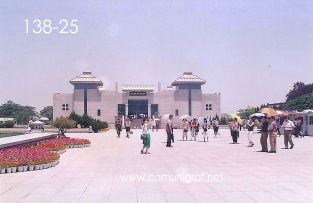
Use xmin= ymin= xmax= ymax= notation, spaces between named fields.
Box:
xmin=171 ymin=72 xmax=206 ymax=86
xmin=69 ymin=72 xmax=103 ymax=85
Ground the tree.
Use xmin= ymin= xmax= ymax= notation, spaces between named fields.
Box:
xmin=40 ymin=106 xmax=53 ymax=120
xmin=284 ymin=93 xmax=313 ymax=112
xmin=237 ymin=106 xmax=257 ymax=120
xmin=53 ymin=117 xmax=76 ymax=137
xmin=286 ymin=82 xmax=313 ymax=101
xmin=0 ymin=101 xmax=36 ymax=124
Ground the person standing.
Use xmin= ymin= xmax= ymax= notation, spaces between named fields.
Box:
xmin=181 ymin=119 xmax=189 ymax=141
xmin=191 ymin=118 xmax=197 ymax=141
xmin=276 ymin=118 xmax=282 ymax=137
xmin=282 ymin=117 xmax=295 ymax=149
xmin=260 ymin=117 xmax=269 ymax=152
xmin=246 ymin=118 xmax=255 ymax=147
xmin=125 ymin=117 xmax=131 ymax=138
xmin=202 ymin=118 xmax=209 ymax=142
xmin=141 ymin=119 xmax=151 ymax=154
xmin=268 ymin=116 xmax=277 ymax=153
xmin=212 ymin=119 xmax=219 ymax=137
xmin=231 ymin=118 xmax=239 ymax=144
xmin=166 ymin=115 xmax=174 ymax=147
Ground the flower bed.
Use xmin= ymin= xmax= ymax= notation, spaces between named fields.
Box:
xmin=0 ymin=145 xmax=60 ymax=174
xmin=0 ymin=137 xmax=91 ymax=174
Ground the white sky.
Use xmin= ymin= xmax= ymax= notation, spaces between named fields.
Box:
xmin=0 ymin=0 xmax=312 ymax=113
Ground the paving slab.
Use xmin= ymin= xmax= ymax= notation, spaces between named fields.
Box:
xmin=0 ymin=129 xmax=313 ymax=203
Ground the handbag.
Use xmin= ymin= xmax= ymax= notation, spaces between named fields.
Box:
xmin=140 ymin=134 xmax=146 ymax=140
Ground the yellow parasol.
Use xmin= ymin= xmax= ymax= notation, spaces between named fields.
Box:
xmin=260 ymin=108 xmax=276 ymax=117
xmin=229 ymin=114 xmax=242 ymax=124
xmin=275 ymin=110 xmax=288 ymax=116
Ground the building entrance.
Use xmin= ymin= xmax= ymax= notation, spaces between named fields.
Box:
xmin=128 ymin=100 xmax=148 ymax=118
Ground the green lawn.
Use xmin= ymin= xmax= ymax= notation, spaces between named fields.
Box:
xmin=0 ymin=133 xmax=23 ymax=138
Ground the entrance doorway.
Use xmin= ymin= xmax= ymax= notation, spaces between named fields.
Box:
xmin=128 ymin=100 xmax=148 ymax=119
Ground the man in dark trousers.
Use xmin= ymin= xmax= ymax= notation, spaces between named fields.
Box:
xmin=115 ymin=117 xmax=122 ymax=138
xmin=260 ymin=116 xmax=269 ymax=152
xmin=166 ymin=115 xmax=174 ymax=147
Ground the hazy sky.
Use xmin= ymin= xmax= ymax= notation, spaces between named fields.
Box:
xmin=0 ymin=0 xmax=312 ymax=113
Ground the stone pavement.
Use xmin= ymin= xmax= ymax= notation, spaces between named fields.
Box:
xmin=0 ymin=129 xmax=312 ymax=203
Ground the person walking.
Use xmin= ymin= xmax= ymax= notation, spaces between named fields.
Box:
xmin=212 ymin=119 xmax=219 ymax=137
xmin=202 ymin=118 xmax=209 ymax=142
xmin=231 ymin=118 xmax=239 ymax=144
xmin=166 ymin=115 xmax=174 ymax=147
xmin=181 ymin=119 xmax=189 ymax=141
xmin=125 ymin=117 xmax=131 ymax=138
xmin=294 ymin=118 xmax=303 ymax=138
xmin=246 ymin=118 xmax=255 ymax=147
xmin=282 ymin=116 xmax=295 ymax=149
xmin=115 ymin=118 xmax=122 ymax=138
xmin=141 ymin=119 xmax=151 ymax=154
xmin=191 ymin=118 xmax=197 ymax=141
xmin=260 ymin=117 xmax=269 ymax=152
xmin=268 ymin=116 xmax=277 ymax=153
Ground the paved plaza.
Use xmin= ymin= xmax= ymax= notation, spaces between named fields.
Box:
xmin=1 ymin=129 xmax=313 ymax=203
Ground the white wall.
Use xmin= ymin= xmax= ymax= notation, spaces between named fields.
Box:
xmin=53 ymin=93 xmax=73 ymax=120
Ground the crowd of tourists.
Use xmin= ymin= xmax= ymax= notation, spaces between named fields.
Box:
xmin=114 ymin=114 xmax=303 ymax=155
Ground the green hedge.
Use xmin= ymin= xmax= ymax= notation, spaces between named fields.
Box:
xmin=69 ymin=112 xmax=108 ymax=133
xmin=0 ymin=120 xmax=15 ymax=128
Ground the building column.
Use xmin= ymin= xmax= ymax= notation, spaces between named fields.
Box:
xmin=125 ymin=104 xmax=128 ymax=117
xmin=148 ymin=104 xmax=151 ymax=119
xmin=188 ymin=88 xmax=192 ymax=116
xmin=84 ymin=89 xmax=88 ymax=115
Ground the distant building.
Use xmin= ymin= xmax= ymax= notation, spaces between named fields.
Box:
xmin=53 ymin=72 xmax=221 ymax=124
xmin=263 ymin=102 xmax=285 ymax=110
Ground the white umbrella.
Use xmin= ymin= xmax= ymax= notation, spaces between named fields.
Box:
xmin=249 ymin=113 xmax=265 ymax=117
xmin=179 ymin=115 xmax=191 ymax=120
xmin=198 ymin=116 xmax=206 ymax=125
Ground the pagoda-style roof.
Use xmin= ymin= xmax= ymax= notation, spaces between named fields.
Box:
xmin=69 ymin=72 xmax=103 ymax=86
xmin=171 ymin=72 xmax=206 ymax=86
xmin=121 ymin=85 xmax=154 ymax=92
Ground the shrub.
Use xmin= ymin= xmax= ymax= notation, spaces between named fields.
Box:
xmin=4 ymin=120 xmax=15 ymax=128
xmin=70 ymin=112 xmax=108 ymax=133
xmin=0 ymin=121 xmax=15 ymax=128
xmin=53 ymin=117 xmax=77 ymax=136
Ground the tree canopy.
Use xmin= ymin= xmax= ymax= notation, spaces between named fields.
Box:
xmin=0 ymin=101 xmax=36 ymax=124
xmin=237 ymin=106 xmax=259 ymax=119
xmin=40 ymin=106 xmax=53 ymax=120
xmin=286 ymin=82 xmax=313 ymax=101
xmin=284 ymin=93 xmax=313 ymax=112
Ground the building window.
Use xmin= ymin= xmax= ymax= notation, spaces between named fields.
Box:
xmin=62 ymin=104 xmax=69 ymax=111
xmin=175 ymin=109 xmax=179 ymax=116
xmin=206 ymin=104 xmax=212 ymax=111
xmin=97 ymin=109 xmax=101 ymax=116
xmin=309 ymin=116 xmax=313 ymax=125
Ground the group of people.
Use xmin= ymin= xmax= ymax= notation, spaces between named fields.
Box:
xmin=116 ymin=114 xmax=302 ymax=155
xmin=180 ymin=117 xmax=219 ymax=142
xmin=230 ymin=116 xmax=299 ymax=153
xmin=115 ymin=117 xmax=133 ymax=138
